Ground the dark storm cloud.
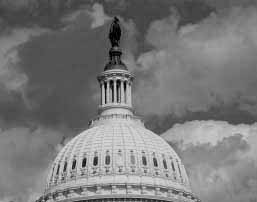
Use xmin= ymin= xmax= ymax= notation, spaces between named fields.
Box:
xmin=100 ymin=0 xmax=213 ymax=54
xmin=0 ymin=1 xmax=257 ymax=202
xmin=0 ymin=0 xmax=221 ymax=129
xmin=0 ymin=126 xmax=71 ymax=202
xmin=0 ymin=4 xmax=113 ymax=201
xmin=0 ymin=0 xmax=93 ymax=28
xmin=11 ymin=3 xmax=137 ymax=130
xmin=18 ymin=25 xmax=107 ymax=129
xmin=102 ymin=0 xmax=213 ymax=29
xmin=0 ymin=27 xmax=48 ymax=128
xmin=204 ymin=0 xmax=257 ymax=9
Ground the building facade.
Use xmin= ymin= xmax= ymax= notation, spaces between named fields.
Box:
xmin=36 ymin=18 xmax=200 ymax=202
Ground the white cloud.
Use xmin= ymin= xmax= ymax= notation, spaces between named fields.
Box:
xmin=88 ymin=3 xmax=111 ymax=29
xmin=62 ymin=3 xmax=111 ymax=30
xmin=134 ymin=6 xmax=257 ymax=116
xmin=162 ymin=120 xmax=257 ymax=147
xmin=161 ymin=120 xmax=257 ymax=202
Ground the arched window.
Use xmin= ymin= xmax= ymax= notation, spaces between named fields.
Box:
xmin=130 ymin=151 xmax=136 ymax=165
xmin=56 ymin=164 xmax=60 ymax=175
xmin=171 ymin=158 xmax=175 ymax=172
xmin=72 ymin=159 xmax=76 ymax=170
xmin=142 ymin=152 xmax=147 ymax=166
xmin=105 ymin=151 xmax=111 ymax=165
xmin=153 ymin=154 xmax=158 ymax=167
xmin=63 ymin=162 xmax=67 ymax=172
xmin=93 ymin=152 xmax=98 ymax=166
xmin=163 ymin=159 xmax=168 ymax=169
xmin=82 ymin=157 xmax=87 ymax=168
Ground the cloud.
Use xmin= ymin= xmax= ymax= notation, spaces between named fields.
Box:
xmin=0 ymin=28 xmax=47 ymax=93
xmin=0 ymin=27 xmax=48 ymax=120
xmin=162 ymin=120 xmax=257 ymax=202
xmin=10 ymin=3 xmax=138 ymax=130
xmin=134 ymin=6 xmax=257 ymax=118
xmin=0 ymin=0 xmax=34 ymax=11
xmin=0 ymin=0 xmax=95 ymax=28
xmin=89 ymin=3 xmax=111 ymax=29
xmin=63 ymin=3 xmax=111 ymax=30
xmin=0 ymin=125 xmax=69 ymax=202
xmin=204 ymin=0 xmax=257 ymax=10
xmin=1 ymin=2 xmax=257 ymax=202
xmin=162 ymin=120 xmax=257 ymax=147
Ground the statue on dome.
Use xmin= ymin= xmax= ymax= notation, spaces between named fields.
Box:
xmin=109 ymin=16 xmax=121 ymax=47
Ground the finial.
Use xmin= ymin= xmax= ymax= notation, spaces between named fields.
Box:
xmin=109 ymin=16 xmax=121 ymax=47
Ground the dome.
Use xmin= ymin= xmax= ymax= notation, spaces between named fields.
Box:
xmin=37 ymin=17 xmax=200 ymax=202
xmin=42 ymin=116 xmax=199 ymax=202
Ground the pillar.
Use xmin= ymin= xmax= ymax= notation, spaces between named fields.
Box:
xmin=128 ymin=82 xmax=132 ymax=106
xmin=126 ymin=81 xmax=129 ymax=104
xmin=101 ymin=82 xmax=105 ymax=105
xmin=106 ymin=80 xmax=110 ymax=104
xmin=121 ymin=80 xmax=125 ymax=103
xmin=113 ymin=79 xmax=117 ymax=103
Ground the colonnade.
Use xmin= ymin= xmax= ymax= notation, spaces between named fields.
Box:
xmin=100 ymin=79 xmax=132 ymax=106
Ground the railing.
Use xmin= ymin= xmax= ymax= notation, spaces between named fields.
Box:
xmin=88 ymin=113 xmax=144 ymax=127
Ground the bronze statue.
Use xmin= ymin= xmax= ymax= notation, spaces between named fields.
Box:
xmin=109 ymin=17 xmax=121 ymax=47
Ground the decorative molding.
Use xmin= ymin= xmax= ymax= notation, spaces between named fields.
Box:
xmin=38 ymin=184 xmax=201 ymax=202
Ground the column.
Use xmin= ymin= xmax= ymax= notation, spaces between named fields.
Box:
xmin=128 ymin=82 xmax=132 ymax=106
xmin=121 ymin=80 xmax=124 ymax=103
xmin=106 ymin=80 xmax=110 ymax=104
xmin=113 ymin=79 xmax=117 ymax=103
xmin=101 ymin=82 xmax=105 ymax=105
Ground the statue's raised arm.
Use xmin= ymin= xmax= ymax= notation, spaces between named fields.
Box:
xmin=109 ymin=17 xmax=121 ymax=47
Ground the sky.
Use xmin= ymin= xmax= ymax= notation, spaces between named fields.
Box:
xmin=0 ymin=0 xmax=256 ymax=201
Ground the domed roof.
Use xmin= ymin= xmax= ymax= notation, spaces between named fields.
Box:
xmin=42 ymin=116 xmax=199 ymax=202
xmin=37 ymin=17 xmax=200 ymax=202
